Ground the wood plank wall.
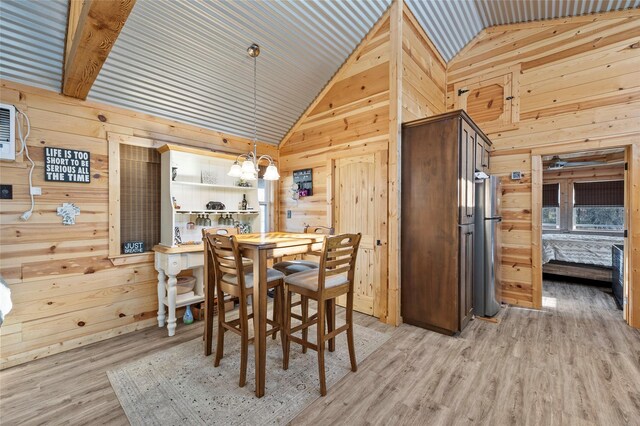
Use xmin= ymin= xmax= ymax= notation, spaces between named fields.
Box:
xmin=277 ymin=18 xmax=392 ymax=321
xmin=446 ymin=12 xmax=640 ymax=311
xmin=401 ymin=9 xmax=446 ymax=121
xmin=278 ymin=3 xmax=446 ymax=324
xmin=0 ymin=80 xmax=277 ymax=369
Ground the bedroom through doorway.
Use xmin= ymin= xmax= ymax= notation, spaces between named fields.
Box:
xmin=539 ymin=148 xmax=626 ymax=316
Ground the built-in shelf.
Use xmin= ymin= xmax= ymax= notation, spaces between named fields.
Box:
xmin=163 ymin=292 xmax=205 ymax=308
xmin=175 ymin=209 xmax=259 ymax=214
xmin=171 ymin=181 xmax=256 ymax=190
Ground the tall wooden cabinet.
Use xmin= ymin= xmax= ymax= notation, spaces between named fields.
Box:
xmin=401 ymin=110 xmax=491 ymax=335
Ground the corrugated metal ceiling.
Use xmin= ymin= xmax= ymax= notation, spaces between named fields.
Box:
xmin=406 ymin=0 xmax=640 ymax=62
xmin=0 ymin=0 xmax=68 ymax=92
xmin=89 ymin=0 xmax=390 ymax=145
xmin=1 ymin=0 xmax=638 ymax=144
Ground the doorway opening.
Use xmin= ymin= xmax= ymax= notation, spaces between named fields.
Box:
xmin=539 ymin=148 xmax=626 ymax=315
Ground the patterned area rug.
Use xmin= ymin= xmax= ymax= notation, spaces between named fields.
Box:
xmin=108 ymin=321 xmax=390 ymax=425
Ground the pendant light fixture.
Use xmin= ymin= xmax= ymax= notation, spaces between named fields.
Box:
xmin=228 ymin=43 xmax=279 ymax=181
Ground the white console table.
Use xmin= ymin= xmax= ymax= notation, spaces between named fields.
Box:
xmin=153 ymin=244 xmax=205 ymax=336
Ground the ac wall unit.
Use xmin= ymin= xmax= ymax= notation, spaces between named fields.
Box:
xmin=0 ymin=103 xmax=16 ymax=161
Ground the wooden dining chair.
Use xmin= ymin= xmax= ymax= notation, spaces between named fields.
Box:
xmin=272 ymin=225 xmax=335 ymax=349
xmin=272 ymin=225 xmax=334 ymax=275
xmin=282 ymin=233 xmax=361 ymax=396
xmin=202 ymin=226 xmax=253 ymax=271
xmin=204 ymin=233 xmax=286 ymax=387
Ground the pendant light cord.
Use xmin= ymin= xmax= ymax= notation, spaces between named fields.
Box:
xmin=253 ymin=54 xmax=257 ymax=156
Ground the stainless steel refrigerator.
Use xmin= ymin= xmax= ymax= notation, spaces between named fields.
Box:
xmin=474 ymin=175 xmax=502 ymax=317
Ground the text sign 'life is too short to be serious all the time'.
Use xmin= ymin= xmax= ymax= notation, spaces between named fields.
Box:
xmin=44 ymin=147 xmax=91 ymax=183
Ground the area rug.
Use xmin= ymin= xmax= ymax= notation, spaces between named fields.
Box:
xmin=107 ymin=321 xmax=390 ymax=425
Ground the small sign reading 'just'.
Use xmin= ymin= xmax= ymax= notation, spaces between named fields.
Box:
xmin=122 ymin=241 xmax=145 ymax=254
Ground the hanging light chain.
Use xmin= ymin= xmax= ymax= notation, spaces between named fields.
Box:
xmin=253 ymin=52 xmax=257 ymax=149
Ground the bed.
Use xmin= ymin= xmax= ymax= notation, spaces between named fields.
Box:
xmin=542 ymin=233 xmax=624 ymax=282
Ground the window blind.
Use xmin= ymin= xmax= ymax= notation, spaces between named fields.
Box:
xmin=574 ymin=180 xmax=624 ymax=207
xmin=542 ymin=183 xmax=559 ymax=207
xmin=120 ymin=145 xmax=161 ymax=253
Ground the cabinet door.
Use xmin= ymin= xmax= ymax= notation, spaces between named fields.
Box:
xmin=460 ymin=120 xmax=475 ymax=224
xmin=475 ymin=138 xmax=484 ymax=172
xmin=459 ymin=225 xmax=474 ymax=330
xmin=483 ymin=145 xmax=491 ymax=171
xmin=453 ymin=65 xmax=520 ymax=134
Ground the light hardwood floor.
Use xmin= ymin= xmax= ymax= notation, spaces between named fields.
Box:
xmin=1 ymin=281 xmax=639 ymax=425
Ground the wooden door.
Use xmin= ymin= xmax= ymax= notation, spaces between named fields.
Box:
xmin=332 ymin=152 xmax=387 ymax=317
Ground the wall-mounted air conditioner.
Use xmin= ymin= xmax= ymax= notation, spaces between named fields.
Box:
xmin=0 ymin=103 xmax=16 ymax=161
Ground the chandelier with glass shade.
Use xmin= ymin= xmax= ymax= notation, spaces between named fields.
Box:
xmin=228 ymin=43 xmax=280 ymax=181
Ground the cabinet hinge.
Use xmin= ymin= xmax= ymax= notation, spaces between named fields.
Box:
xmin=624 ymin=162 xmax=628 ymax=171
xmin=624 ymin=229 xmax=628 ymax=238
xmin=505 ymin=96 xmax=514 ymax=100
xmin=457 ymin=88 xmax=469 ymax=96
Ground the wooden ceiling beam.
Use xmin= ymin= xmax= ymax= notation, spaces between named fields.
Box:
xmin=63 ymin=0 xmax=136 ymax=100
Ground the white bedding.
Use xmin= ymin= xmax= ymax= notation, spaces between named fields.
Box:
xmin=542 ymin=233 xmax=624 ymax=267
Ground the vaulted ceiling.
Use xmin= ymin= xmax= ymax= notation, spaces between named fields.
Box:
xmin=0 ymin=0 xmax=638 ymax=144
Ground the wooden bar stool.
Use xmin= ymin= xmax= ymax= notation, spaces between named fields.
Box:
xmin=273 ymin=225 xmax=334 ymax=351
xmin=282 ymin=233 xmax=361 ymax=396
xmin=204 ymin=233 xmax=285 ymax=387
xmin=272 ymin=225 xmax=334 ymax=275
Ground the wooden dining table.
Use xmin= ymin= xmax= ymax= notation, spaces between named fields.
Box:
xmin=203 ymin=232 xmax=326 ymax=397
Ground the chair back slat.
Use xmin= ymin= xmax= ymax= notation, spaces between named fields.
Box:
xmin=202 ymin=226 xmax=239 ymax=238
xmin=204 ymin=233 xmax=247 ymax=296
xmin=318 ymin=233 xmax=361 ymax=291
xmin=304 ymin=225 xmax=335 ymax=235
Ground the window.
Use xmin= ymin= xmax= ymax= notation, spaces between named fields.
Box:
xmin=257 ymin=178 xmax=271 ymax=233
xmin=119 ymin=145 xmax=161 ymax=253
xmin=108 ymin=135 xmax=163 ymax=259
xmin=572 ymin=180 xmax=624 ymax=231
xmin=573 ymin=207 xmax=624 ymax=230
xmin=542 ymin=183 xmax=560 ymax=229
xmin=542 ymin=207 xmax=560 ymax=228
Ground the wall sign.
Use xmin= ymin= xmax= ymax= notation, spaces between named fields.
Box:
xmin=123 ymin=241 xmax=145 ymax=254
xmin=292 ymin=168 xmax=313 ymax=197
xmin=44 ymin=147 xmax=91 ymax=183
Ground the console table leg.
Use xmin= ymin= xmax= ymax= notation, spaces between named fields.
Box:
xmin=167 ymin=274 xmax=178 ymax=336
xmin=157 ymin=269 xmax=166 ymax=328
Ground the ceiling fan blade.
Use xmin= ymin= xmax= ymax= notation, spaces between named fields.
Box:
xmin=548 ymin=163 xmax=565 ymax=170
xmin=562 ymin=161 xmax=606 ymax=167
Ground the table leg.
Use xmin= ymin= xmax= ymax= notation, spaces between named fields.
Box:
xmin=167 ymin=274 xmax=178 ymax=337
xmin=156 ymin=267 xmax=166 ymax=328
xmin=250 ymin=248 xmax=268 ymax=397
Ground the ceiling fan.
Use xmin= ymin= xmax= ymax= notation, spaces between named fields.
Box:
xmin=547 ymin=156 xmax=606 ymax=170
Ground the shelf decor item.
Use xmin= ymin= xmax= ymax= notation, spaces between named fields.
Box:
xmin=227 ymin=44 xmax=280 ymax=182
xmin=183 ymin=305 xmax=194 ymax=325
xmin=122 ymin=241 xmax=144 ymax=254
xmin=172 ymin=167 xmax=178 ymax=181
xmin=201 ymin=170 xmax=216 ymax=184
xmin=206 ymin=201 xmax=225 ymax=210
